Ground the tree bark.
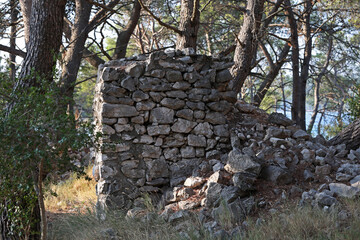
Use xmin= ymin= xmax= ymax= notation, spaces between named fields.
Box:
xmin=9 ymin=0 xmax=18 ymax=81
xmin=176 ymin=0 xmax=200 ymax=51
xmin=307 ymin=37 xmax=332 ymax=134
xmin=284 ymin=0 xmax=301 ymax=127
xmin=253 ymin=41 xmax=290 ymax=107
xmin=19 ymin=0 xmax=32 ymax=48
xmin=298 ymin=0 xmax=313 ymax=130
xmin=60 ymin=0 xmax=92 ymax=114
xmin=16 ymin=0 xmax=67 ymax=88
xmin=330 ymin=118 xmax=360 ymax=150
xmin=230 ymin=0 xmax=265 ymax=94
xmin=113 ymin=0 xmax=141 ymax=59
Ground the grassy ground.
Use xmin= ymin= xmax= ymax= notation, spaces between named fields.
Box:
xmin=45 ymin=169 xmax=360 ymax=239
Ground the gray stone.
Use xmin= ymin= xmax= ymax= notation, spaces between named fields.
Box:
xmin=125 ymin=63 xmax=145 ymax=78
xmin=147 ymin=125 xmax=171 ymax=136
xmin=132 ymin=90 xmax=149 ymax=102
xmin=131 ymin=116 xmax=144 ymax=124
xmin=186 ymin=101 xmax=205 ymax=110
xmin=170 ymin=158 xmax=201 ymax=179
xmin=150 ymin=69 xmax=165 ymax=78
xmin=315 ymin=192 xmax=337 ymax=207
xmin=293 ymin=129 xmax=310 ymax=140
xmin=164 ymin=148 xmax=179 ymax=161
xmin=192 ymin=122 xmax=213 ymax=138
xmin=301 ymin=149 xmax=313 ymax=162
xmin=102 ymin=124 xmax=115 ymax=135
xmin=268 ymin=112 xmax=293 ymax=126
xmin=196 ymin=148 xmax=205 ymax=157
xmin=204 ymin=112 xmax=227 ymax=125
xmin=184 ymin=176 xmax=206 ymax=188
xmin=102 ymin=83 xmax=126 ymax=97
xmin=329 ymin=183 xmax=360 ymax=198
xmin=103 ymin=104 xmax=139 ymax=118
xmin=142 ymin=145 xmax=161 ymax=158
xmin=188 ymin=134 xmax=207 ymax=147
xmin=350 ymin=175 xmax=360 ymax=187
xmin=166 ymin=90 xmax=187 ymax=99
xmin=194 ymin=79 xmax=211 ymax=88
xmin=160 ymin=98 xmax=185 ymax=110
xmin=214 ymin=125 xmax=229 ymax=137
xmin=176 ymin=109 xmax=193 ymax=121
xmin=183 ymin=72 xmax=199 ymax=83
xmin=138 ymin=135 xmax=154 ymax=144
xmin=145 ymin=157 xmax=169 ymax=179
xmin=136 ymin=101 xmax=156 ymax=111
xmin=216 ymin=69 xmax=232 ymax=83
xmin=194 ymin=110 xmax=205 ymax=119
xmin=149 ymin=92 xmax=164 ymax=103
xmin=150 ymin=107 xmax=174 ymax=124
xmin=166 ymin=70 xmax=183 ymax=82
xmin=205 ymin=182 xmax=224 ymax=208
xmin=265 ymin=126 xmax=291 ymax=139
xmin=225 ymin=149 xmax=262 ymax=175
xmin=232 ymin=172 xmax=257 ymax=196
xmin=102 ymin=67 xmax=120 ymax=81
xmin=171 ymin=119 xmax=197 ymax=133
xmin=315 ymin=165 xmax=331 ymax=176
xmin=102 ymin=118 xmax=117 ymax=125
xmin=121 ymin=76 xmax=137 ymax=91
xmin=304 ymin=169 xmax=314 ymax=181
xmin=181 ymin=146 xmax=196 ymax=158
xmin=114 ymin=124 xmax=133 ymax=133
xmin=261 ymin=165 xmax=293 ymax=185
xmin=172 ymin=81 xmax=191 ymax=90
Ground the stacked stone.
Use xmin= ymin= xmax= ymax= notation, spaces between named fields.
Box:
xmin=93 ymin=48 xmax=237 ymax=209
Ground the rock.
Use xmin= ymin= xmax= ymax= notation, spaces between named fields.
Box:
xmin=150 ymin=107 xmax=174 ymax=124
xmin=181 ymin=146 xmax=196 ymax=158
xmin=268 ymin=112 xmax=293 ymax=126
xmin=214 ymin=125 xmax=229 ymax=137
xmin=261 ymin=165 xmax=293 ymax=185
xmin=225 ymin=149 xmax=261 ymax=175
xmin=163 ymin=148 xmax=179 ymax=161
xmin=176 ymin=109 xmax=193 ymax=121
xmin=103 ymin=103 xmax=139 ymax=118
xmin=265 ymin=126 xmax=291 ymax=139
xmin=171 ymin=119 xmax=197 ymax=133
xmin=145 ymin=157 xmax=169 ymax=179
xmin=147 ymin=125 xmax=171 ymax=136
xmin=136 ymin=101 xmax=156 ymax=111
xmin=293 ymin=129 xmax=310 ymax=140
xmin=304 ymin=169 xmax=314 ymax=181
xmin=142 ymin=145 xmax=161 ymax=158
xmin=315 ymin=164 xmax=331 ymax=176
xmin=188 ymin=134 xmax=207 ymax=147
xmin=132 ymin=90 xmax=149 ymax=102
xmin=160 ymin=98 xmax=185 ymax=110
xmin=166 ymin=70 xmax=183 ymax=82
xmin=216 ymin=69 xmax=232 ymax=83
xmin=301 ymin=149 xmax=313 ymax=162
xmin=205 ymin=182 xmax=224 ymax=208
xmin=315 ymin=192 xmax=337 ymax=207
xmin=350 ymin=175 xmax=360 ymax=187
xmin=192 ymin=122 xmax=213 ymax=138
xmin=125 ymin=63 xmax=145 ymax=78
xmin=329 ymin=183 xmax=360 ymax=198
xmin=184 ymin=176 xmax=206 ymax=188
xmin=102 ymin=124 xmax=115 ymax=135
xmin=204 ymin=112 xmax=227 ymax=125
xmin=232 ymin=172 xmax=257 ymax=196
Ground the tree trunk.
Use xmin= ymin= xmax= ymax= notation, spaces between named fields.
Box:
xmin=307 ymin=37 xmax=332 ymax=134
xmin=230 ymin=0 xmax=265 ymax=93
xmin=9 ymin=0 xmax=18 ymax=81
xmin=113 ymin=0 xmax=141 ymax=59
xmin=284 ymin=0 xmax=301 ymax=127
xmin=19 ymin=0 xmax=32 ymax=48
xmin=253 ymin=42 xmax=290 ymax=107
xmin=176 ymin=0 xmax=200 ymax=51
xmin=330 ymin=118 xmax=360 ymax=150
xmin=298 ymin=0 xmax=313 ymax=130
xmin=60 ymin=0 xmax=92 ymax=114
xmin=17 ymin=0 xmax=67 ymax=88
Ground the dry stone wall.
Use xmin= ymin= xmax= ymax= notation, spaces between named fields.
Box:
xmin=93 ymin=48 xmax=237 ymax=209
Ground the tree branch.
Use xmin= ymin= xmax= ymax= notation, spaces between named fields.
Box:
xmin=0 ymin=44 xmax=26 ymax=58
xmin=138 ymin=0 xmax=182 ymax=35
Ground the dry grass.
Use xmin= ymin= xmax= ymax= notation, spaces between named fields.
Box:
xmin=44 ymin=165 xmax=97 ymax=213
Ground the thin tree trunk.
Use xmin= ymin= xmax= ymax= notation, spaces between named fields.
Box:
xmin=230 ymin=0 xmax=265 ymax=93
xmin=281 ymin=72 xmax=286 ymax=116
xmin=284 ymin=0 xmax=301 ymax=127
xmin=9 ymin=0 xmax=18 ymax=81
xmin=176 ymin=0 xmax=200 ymax=51
xmin=60 ymin=0 xmax=92 ymax=114
xmin=253 ymin=42 xmax=290 ymax=107
xmin=19 ymin=0 xmax=32 ymax=48
xmin=298 ymin=0 xmax=313 ymax=130
xmin=113 ymin=0 xmax=141 ymax=59
xmin=307 ymin=37 xmax=332 ymax=134
xmin=317 ymin=99 xmax=328 ymax=135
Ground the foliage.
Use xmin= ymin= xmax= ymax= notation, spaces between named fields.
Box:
xmin=0 ymin=78 xmax=100 ymax=238
xmin=347 ymin=84 xmax=360 ymax=121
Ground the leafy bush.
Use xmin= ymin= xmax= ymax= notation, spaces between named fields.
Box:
xmin=0 ymin=80 xmax=100 ymax=238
